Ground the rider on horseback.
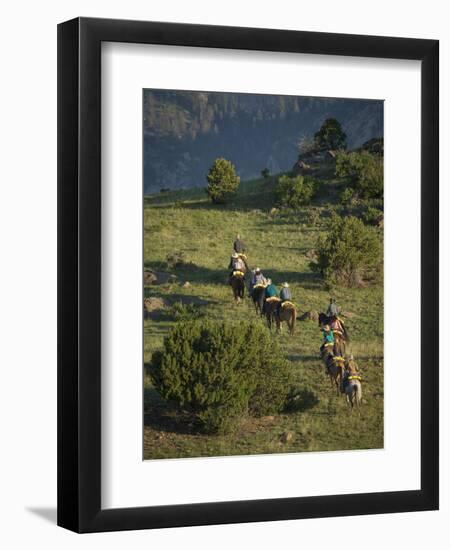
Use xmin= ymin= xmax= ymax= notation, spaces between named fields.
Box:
xmin=249 ymin=267 xmax=267 ymax=295
xmin=233 ymin=234 xmax=246 ymax=254
xmin=233 ymin=234 xmax=249 ymax=270
xmin=228 ymin=252 xmax=246 ymax=285
xmin=342 ymin=355 xmax=360 ymax=394
xmin=264 ymin=278 xmax=278 ymax=298
xmin=320 ymin=324 xmax=335 ymax=356
xmin=326 ymin=298 xmax=339 ymax=318
xmin=278 ymin=282 xmax=293 ymax=315
xmin=279 ymin=282 xmax=292 ymax=303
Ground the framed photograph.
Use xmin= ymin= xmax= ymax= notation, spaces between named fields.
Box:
xmin=57 ymin=17 xmax=439 ymax=533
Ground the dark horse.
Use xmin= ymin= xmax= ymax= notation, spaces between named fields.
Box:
xmin=264 ymin=298 xmax=281 ymax=330
xmin=251 ymin=285 xmax=266 ymax=315
xmin=230 ymin=274 xmax=245 ymax=303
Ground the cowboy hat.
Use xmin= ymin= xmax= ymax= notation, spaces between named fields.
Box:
xmin=282 ymin=282 xmax=289 ymax=287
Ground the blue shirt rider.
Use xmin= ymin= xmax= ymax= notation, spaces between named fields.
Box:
xmin=249 ymin=267 xmax=266 ymax=294
xmin=279 ymin=282 xmax=292 ymax=303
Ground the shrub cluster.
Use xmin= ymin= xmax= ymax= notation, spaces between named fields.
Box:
xmin=150 ymin=320 xmax=292 ymax=434
xmin=335 ymin=150 xmax=383 ymax=199
xmin=311 ymin=215 xmax=382 ymax=287
xmin=169 ymin=301 xmax=206 ymax=321
xmin=362 ymin=206 xmax=383 ymax=226
xmin=275 ymin=174 xmax=317 ymax=209
xmin=206 ymin=158 xmax=240 ymax=204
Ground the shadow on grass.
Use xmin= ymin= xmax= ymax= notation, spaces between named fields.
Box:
xmin=144 ymin=179 xmax=278 ymax=213
xmin=143 ymin=385 xmax=200 ymax=435
xmin=144 ymin=293 xmax=219 ymax=322
xmin=144 ymin=260 xmax=228 ymax=285
xmin=284 ymin=388 xmax=320 ymax=413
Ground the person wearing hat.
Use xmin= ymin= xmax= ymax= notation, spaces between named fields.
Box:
xmin=228 ymin=251 xmax=246 ymax=284
xmin=279 ymin=282 xmax=292 ymax=303
xmin=326 ymin=298 xmax=339 ymax=319
xmin=249 ymin=267 xmax=267 ymax=295
xmin=233 ymin=234 xmax=246 ymax=254
xmin=264 ymin=278 xmax=278 ymax=299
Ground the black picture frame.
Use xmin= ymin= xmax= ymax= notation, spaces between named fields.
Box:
xmin=57 ymin=17 xmax=439 ymax=533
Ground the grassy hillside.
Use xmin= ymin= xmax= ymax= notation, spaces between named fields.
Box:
xmin=143 ymin=173 xmax=383 ymax=459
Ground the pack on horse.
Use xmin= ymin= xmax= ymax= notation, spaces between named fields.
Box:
xmin=324 ymin=353 xmax=346 ymax=396
xmin=274 ymin=301 xmax=297 ymax=335
xmin=343 ymin=356 xmax=362 ymax=410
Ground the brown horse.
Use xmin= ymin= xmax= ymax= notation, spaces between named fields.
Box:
xmin=274 ymin=302 xmax=297 ymax=335
xmin=230 ymin=273 xmax=245 ymax=303
xmin=324 ymin=353 xmax=346 ymax=395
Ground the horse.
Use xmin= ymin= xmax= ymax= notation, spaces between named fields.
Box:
xmin=230 ymin=272 xmax=245 ymax=303
xmin=343 ymin=357 xmax=362 ymax=411
xmin=251 ymin=284 xmax=266 ymax=316
xmin=318 ymin=312 xmax=331 ymax=327
xmin=263 ymin=297 xmax=281 ymax=330
xmin=324 ymin=353 xmax=346 ymax=396
xmin=274 ymin=302 xmax=297 ymax=335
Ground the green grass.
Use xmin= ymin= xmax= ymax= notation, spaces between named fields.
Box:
xmin=143 ymin=174 xmax=383 ymax=459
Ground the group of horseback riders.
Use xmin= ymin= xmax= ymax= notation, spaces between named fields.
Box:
xmin=319 ymin=299 xmax=361 ymax=401
xmin=226 ymin=234 xmax=361 ymax=406
xmin=228 ymin=234 xmax=294 ymax=313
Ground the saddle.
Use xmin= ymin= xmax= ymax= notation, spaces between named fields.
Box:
xmin=253 ymin=283 xmax=267 ymax=290
xmin=265 ymin=296 xmax=281 ymax=303
xmin=281 ymin=300 xmax=295 ymax=309
xmin=232 ymin=270 xmax=245 ymax=278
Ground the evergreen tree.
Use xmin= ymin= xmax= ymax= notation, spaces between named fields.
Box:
xmin=150 ymin=321 xmax=292 ymax=434
xmin=314 ymin=118 xmax=347 ymax=151
xmin=311 ymin=215 xmax=382 ymax=287
xmin=206 ymin=158 xmax=240 ymax=204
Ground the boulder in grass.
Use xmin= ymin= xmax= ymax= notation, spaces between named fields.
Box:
xmin=144 ymin=297 xmax=165 ymax=312
xmin=299 ymin=310 xmax=319 ymax=322
xmin=144 ymin=270 xmax=157 ymax=285
xmin=144 ymin=269 xmax=177 ymax=285
xmin=280 ymin=431 xmax=295 ymax=444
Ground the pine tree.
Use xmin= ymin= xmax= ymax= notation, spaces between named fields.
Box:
xmin=206 ymin=158 xmax=240 ymax=204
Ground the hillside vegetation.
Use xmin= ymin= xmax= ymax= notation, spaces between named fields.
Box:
xmin=143 ymin=168 xmax=384 ymax=459
xmin=143 ymin=90 xmax=384 ymax=192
